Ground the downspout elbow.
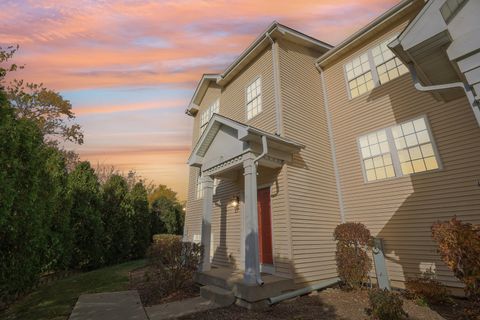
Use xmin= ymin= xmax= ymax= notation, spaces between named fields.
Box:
xmin=254 ymin=135 xmax=268 ymax=164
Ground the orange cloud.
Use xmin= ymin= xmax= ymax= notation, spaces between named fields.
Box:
xmin=74 ymin=98 xmax=187 ymax=115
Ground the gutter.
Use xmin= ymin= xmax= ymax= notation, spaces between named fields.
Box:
xmin=407 ymin=64 xmax=480 ymax=125
xmin=315 ymin=62 xmax=346 ymax=223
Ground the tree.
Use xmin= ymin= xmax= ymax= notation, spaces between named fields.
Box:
xmin=7 ymin=80 xmax=84 ymax=145
xmin=68 ymin=162 xmax=104 ymax=270
xmin=129 ymin=182 xmax=151 ymax=258
xmin=0 ymin=90 xmax=48 ymax=297
xmin=0 ymin=45 xmax=23 ymax=89
xmin=148 ymin=184 xmax=178 ymax=205
xmin=40 ymin=146 xmax=73 ymax=272
xmin=151 ymin=197 xmax=184 ymax=235
xmin=101 ymin=174 xmax=133 ymax=264
xmin=1 ymin=45 xmax=83 ymax=145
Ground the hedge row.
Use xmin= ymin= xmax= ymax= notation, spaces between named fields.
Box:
xmin=0 ymin=92 xmax=153 ymax=302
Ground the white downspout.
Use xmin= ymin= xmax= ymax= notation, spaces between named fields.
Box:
xmin=407 ymin=63 xmax=480 ymax=126
xmin=315 ymin=62 xmax=346 ymax=223
xmin=250 ymin=134 xmax=268 ymax=286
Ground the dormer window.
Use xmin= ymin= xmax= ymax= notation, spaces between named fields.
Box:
xmin=200 ymin=99 xmax=219 ymax=134
xmin=246 ymin=77 xmax=262 ymax=120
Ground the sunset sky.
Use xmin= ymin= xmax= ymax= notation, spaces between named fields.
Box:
xmin=1 ymin=0 xmax=399 ymax=200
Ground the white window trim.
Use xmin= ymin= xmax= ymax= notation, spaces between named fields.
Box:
xmin=195 ymin=173 xmax=204 ymax=199
xmin=357 ymin=115 xmax=442 ymax=184
xmin=344 ymin=34 xmax=408 ymax=100
xmin=200 ymin=98 xmax=220 ymax=133
xmin=245 ymin=76 xmax=262 ymax=121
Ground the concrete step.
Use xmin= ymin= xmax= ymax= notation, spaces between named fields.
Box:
xmin=200 ymin=285 xmax=235 ymax=307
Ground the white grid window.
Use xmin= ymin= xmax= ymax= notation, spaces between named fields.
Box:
xmin=372 ymin=37 xmax=409 ymax=85
xmin=200 ymin=99 xmax=219 ymax=134
xmin=359 ymin=129 xmax=396 ymax=182
xmin=213 ymin=178 xmax=220 ymax=195
xmin=345 ymin=53 xmax=374 ymax=99
xmin=392 ymin=117 xmax=439 ymax=175
xmin=246 ymin=77 xmax=262 ymax=120
xmin=196 ymin=174 xmax=203 ymax=199
xmin=358 ymin=116 xmax=440 ymax=182
xmin=344 ymin=34 xmax=409 ymax=99
xmin=441 ymin=0 xmax=467 ymax=23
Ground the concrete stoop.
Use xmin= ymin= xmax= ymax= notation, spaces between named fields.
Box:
xmin=195 ymin=267 xmax=296 ymax=310
xmin=200 ymin=285 xmax=235 ymax=307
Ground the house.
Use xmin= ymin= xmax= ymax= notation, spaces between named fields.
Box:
xmin=183 ymin=0 xmax=480 ymax=308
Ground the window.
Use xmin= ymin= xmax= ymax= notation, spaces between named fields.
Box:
xmin=344 ymin=34 xmax=408 ymax=99
xmin=372 ymin=37 xmax=409 ymax=85
xmin=246 ymin=77 xmax=262 ymax=120
xmin=441 ymin=0 xmax=467 ymax=23
xmin=359 ymin=129 xmax=396 ymax=182
xmin=196 ymin=174 xmax=203 ymax=199
xmin=392 ymin=117 xmax=439 ymax=175
xmin=213 ymin=178 xmax=220 ymax=195
xmin=358 ymin=116 xmax=440 ymax=182
xmin=346 ymin=53 xmax=374 ymax=99
xmin=200 ymin=99 xmax=219 ymax=133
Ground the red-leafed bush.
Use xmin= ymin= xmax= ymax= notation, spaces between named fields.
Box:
xmin=405 ymin=269 xmax=449 ymax=305
xmin=334 ymin=222 xmax=372 ymax=289
xmin=431 ymin=217 xmax=480 ymax=300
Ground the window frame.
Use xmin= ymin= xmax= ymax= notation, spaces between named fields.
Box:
xmin=199 ymin=98 xmax=220 ymax=134
xmin=344 ymin=34 xmax=408 ymax=100
xmin=195 ymin=173 xmax=204 ymax=200
xmin=357 ymin=115 xmax=442 ymax=184
xmin=245 ymin=76 xmax=262 ymax=121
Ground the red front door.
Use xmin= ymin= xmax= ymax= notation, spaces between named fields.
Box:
xmin=257 ymin=188 xmax=273 ymax=265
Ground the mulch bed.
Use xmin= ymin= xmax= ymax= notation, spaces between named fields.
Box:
xmin=128 ymin=265 xmax=200 ymax=306
xmin=179 ymin=287 xmax=476 ymax=320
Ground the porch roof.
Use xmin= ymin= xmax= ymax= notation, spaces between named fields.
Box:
xmin=187 ymin=114 xmax=304 ymax=169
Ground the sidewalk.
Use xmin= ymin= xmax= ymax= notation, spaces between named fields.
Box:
xmin=69 ymin=290 xmax=148 ymax=320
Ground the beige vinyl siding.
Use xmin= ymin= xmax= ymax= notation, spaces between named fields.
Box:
xmin=184 ymin=166 xmax=202 ymax=242
xmin=221 ymin=47 xmax=276 ymax=133
xmin=185 ymin=46 xmax=289 ymax=273
xmin=278 ymin=39 xmax=341 ymax=286
xmin=324 ymin=18 xmax=480 ymax=289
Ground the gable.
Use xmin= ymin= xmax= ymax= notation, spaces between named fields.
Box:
xmin=202 ymin=125 xmax=246 ymax=171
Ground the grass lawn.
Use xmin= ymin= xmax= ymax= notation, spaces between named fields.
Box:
xmin=1 ymin=259 xmax=146 ymax=320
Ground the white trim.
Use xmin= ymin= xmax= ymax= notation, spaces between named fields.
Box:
xmin=271 ymin=40 xmax=284 ymax=136
xmin=356 ymin=114 xmax=443 ymax=183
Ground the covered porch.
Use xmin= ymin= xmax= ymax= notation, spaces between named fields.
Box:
xmin=188 ymin=114 xmax=303 ymax=288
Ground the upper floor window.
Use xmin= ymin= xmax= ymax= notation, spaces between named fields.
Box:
xmin=200 ymin=99 xmax=219 ymax=134
xmin=441 ymin=0 xmax=467 ymax=23
xmin=196 ymin=173 xmax=203 ymax=199
xmin=246 ymin=77 xmax=262 ymax=120
xmin=358 ymin=116 xmax=441 ymax=182
xmin=345 ymin=35 xmax=408 ymax=99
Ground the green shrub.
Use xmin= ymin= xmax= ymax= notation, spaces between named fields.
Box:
xmin=431 ymin=217 xmax=480 ymax=300
xmin=101 ymin=174 xmax=133 ymax=265
xmin=145 ymin=235 xmax=202 ymax=295
xmin=129 ymin=182 xmax=151 ymax=259
xmin=334 ymin=222 xmax=372 ymax=289
xmin=68 ymin=162 xmax=104 ymax=270
xmin=405 ymin=269 xmax=449 ymax=305
xmin=0 ymin=93 xmax=48 ymax=299
xmin=367 ymin=288 xmax=408 ymax=320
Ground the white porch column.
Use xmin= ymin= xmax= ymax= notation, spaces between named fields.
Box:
xmin=200 ymin=174 xmax=214 ymax=272
xmin=243 ymin=155 xmax=261 ymax=284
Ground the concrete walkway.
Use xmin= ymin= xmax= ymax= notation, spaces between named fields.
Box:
xmin=69 ymin=290 xmax=148 ymax=320
xmin=145 ymin=296 xmax=221 ymax=320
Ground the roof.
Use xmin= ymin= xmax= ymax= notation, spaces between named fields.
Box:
xmin=186 ymin=21 xmax=333 ymax=115
xmin=188 ymin=113 xmax=304 ymax=165
xmin=316 ymin=0 xmax=423 ymax=68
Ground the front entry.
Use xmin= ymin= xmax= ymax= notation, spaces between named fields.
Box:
xmin=257 ymin=187 xmax=273 ymax=266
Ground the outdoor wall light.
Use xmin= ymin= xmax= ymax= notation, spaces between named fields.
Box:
xmin=230 ymin=196 xmax=240 ymax=212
